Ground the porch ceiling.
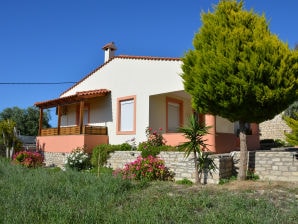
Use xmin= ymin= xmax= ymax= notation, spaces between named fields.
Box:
xmin=35 ymin=89 xmax=111 ymax=109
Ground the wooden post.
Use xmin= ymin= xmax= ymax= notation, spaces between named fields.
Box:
xmin=38 ymin=108 xmax=43 ymax=136
xmin=79 ymin=101 xmax=84 ymax=134
xmin=57 ymin=105 xmax=61 ymax=135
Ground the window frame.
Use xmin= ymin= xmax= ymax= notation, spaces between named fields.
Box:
xmin=116 ymin=95 xmax=136 ymax=135
xmin=166 ymin=97 xmax=183 ymax=133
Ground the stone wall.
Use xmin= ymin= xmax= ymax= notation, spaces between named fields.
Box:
xmin=233 ymin=149 xmax=298 ymax=182
xmin=107 ymin=151 xmax=233 ymax=184
xmin=43 ymin=149 xmax=298 ymax=183
xmin=43 ymin=152 xmax=69 ymax=168
xmin=259 ymin=113 xmax=291 ymax=141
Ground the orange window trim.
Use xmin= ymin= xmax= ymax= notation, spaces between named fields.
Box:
xmin=116 ymin=95 xmax=136 ymax=135
xmin=166 ymin=97 xmax=183 ymax=133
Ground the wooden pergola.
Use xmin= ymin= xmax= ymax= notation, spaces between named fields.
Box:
xmin=35 ymin=89 xmax=111 ymax=136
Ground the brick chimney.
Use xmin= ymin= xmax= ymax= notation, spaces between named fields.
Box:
xmin=102 ymin=42 xmax=117 ymax=62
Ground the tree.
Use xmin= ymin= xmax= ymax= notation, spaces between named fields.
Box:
xmin=0 ymin=106 xmax=51 ymax=136
xmin=178 ymin=114 xmax=211 ymax=184
xmin=181 ymin=0 xmax=298 ymax=180
xmin=0 ymin=119 xmax=20 ymax=158
xmin=283 ymin=114 xmax=298 ymax=146
xmin=284 ymin=101 xmax=298 ymax=119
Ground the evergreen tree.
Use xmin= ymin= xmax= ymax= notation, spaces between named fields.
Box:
xmin=182 ymin=0 xmax=298 ymax=180
xmin=0 ymin=106 xmax=51 ymax=136
xmin=283 ymin=114 xmax=298 ymax=146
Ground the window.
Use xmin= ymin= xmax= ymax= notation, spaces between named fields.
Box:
xmin=166 ymin=97 xmax=183 ymax=133
xmin=117 ymin=96 xmax=136 ymax=134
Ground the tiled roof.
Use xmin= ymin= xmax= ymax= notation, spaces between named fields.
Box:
xmin=35 ymin=89 xmax=110 ymax=109
xmin=60 ymin=55 xmax=181 ymax=96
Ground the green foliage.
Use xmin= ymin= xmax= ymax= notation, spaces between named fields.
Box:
xmin=176 ymin=178 xmax=193 ymax=186
xmin=145 ymin=127 xmax=165 ymax=147
xmin=0 ymin=158 xmax=297 ymax=223
xmin=178 ymin=115 xmax=210 ymax=158
xmin=181 ymin=0 xmax=298 ymax=181
xmin=178 ymin=115 xmax=212 ymax=184
xmin=182 ymin=0 xmax=298 ymax=124
xmin=65 ymin=147 xmax=91 ymax=171
xmin=284 ymin=101 xmax=298 ymax=119
xmin=138 ymin=127 xmax=166 ymax=157
xmin=246 ymin=168 xmax=260 ymax=180
xmin=0 ymin=119 xmax=22 ymax=158
xmin=197 ymin=152 xmax=217 ymax=182
xmin=12 ymin=151 xmax=44 ymax=168
xmin=91 ymin=144 xmax=115 ymax=168
xmin=283 ymin=114 xmax=298 ymax=146
xmin=114 ymin=155 xmax=175 ymax=181
xmin=0 ymin=106 xmax=51 ymax=136
xmin=274 ymin=139 xmax=293 ymax=147
xmin=219 ymin=176 xmax=237 ymax=185
xmin=138 ymin=142 xmax=161 ymax=157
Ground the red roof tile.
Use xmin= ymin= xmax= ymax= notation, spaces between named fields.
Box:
xmin=35 ymin=89 xmax=110 ymax=109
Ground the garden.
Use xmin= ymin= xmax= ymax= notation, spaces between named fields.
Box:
xmin=1 ymin=156 xmax=297 ymax=223
xmin=1 ymin=122 xmax=297 ymax=223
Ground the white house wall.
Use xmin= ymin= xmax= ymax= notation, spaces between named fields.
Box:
xmin=61 ymin=104 xmax=77 ymax=126
xmin=60 ymin=58 xmax=183 ymax=145
xmin=149 ymin=93 xmax=192 ymax=132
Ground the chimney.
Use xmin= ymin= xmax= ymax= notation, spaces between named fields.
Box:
xmin=102 ymin=42 xmax=117 ymax=62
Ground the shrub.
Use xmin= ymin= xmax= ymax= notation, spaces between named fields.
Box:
xmin=246 ymin=168 xmax=259 ymax=180
xmin=138 ymin=127 xmax=167 ymax=158
xmin=91 ymin=143 xmax=136 ymax=168
xmin=91 ymin=144 xmax=114 ymax=168
xmin=138 ymin=142 xmax=161 ymax=158
xmin=176 ymin=178 xmax=193 ymax=186
xmin=12 ymin=151 xmax=44 ymax=168
xmin=65 ymin=147 xmax=91 ymax=171
xmin=145 ymin=127 xmax=165 ymax=147
xmin=114 ymin=155 xmax=175 ymax=181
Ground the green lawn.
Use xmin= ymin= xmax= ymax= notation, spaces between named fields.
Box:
xmin=0 ymin=157 xmax=297 ymax=224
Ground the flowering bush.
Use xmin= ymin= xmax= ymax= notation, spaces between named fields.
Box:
xmin=13 ymin=151 xmax=44 ymax=168
xmin=145 ymin=127 xmax=165 ymax=147
xmin=113 ymin=155 xmax=175 ymax=181
xmin=65 ymin=147 xmax=91 ymax=171
xmin=138 ymin=127 xmax=166 ymax=157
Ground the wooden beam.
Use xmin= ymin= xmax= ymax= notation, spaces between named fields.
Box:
xmin=38 ymin=108 xmax=43 ymax=136
xmin=79 ymin=101 xmax=84 ymax=134
xmin=57 ymin=105 xmax=61 ymax=135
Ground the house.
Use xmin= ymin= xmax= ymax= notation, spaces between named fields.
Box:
xmin=259 ymin=113 xmax=291 ymax=142
xmin=35 ymin=42 xmax=260 ymax=165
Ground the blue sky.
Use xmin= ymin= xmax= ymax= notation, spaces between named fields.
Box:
xmin=1 ymin=0 xmax=297 ymax=126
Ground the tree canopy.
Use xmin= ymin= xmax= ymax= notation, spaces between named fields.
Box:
xmin=0 ymin=106 xmax=51 ymax=136
xmin=182 ymin=0 xmax=298 ymax=124
xmin=181 ymin=0 xmax=298 ymax=180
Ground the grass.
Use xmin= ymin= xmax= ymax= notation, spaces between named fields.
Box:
xmin=0 ymin=157 xmax=297 ymax=224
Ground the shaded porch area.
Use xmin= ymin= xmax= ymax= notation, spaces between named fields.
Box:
xmin=35 ymin=89 xmax=111 ymax=153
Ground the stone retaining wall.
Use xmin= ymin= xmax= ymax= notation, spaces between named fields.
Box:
xmin=233 ymin=149 xmax=298 ymax=182
xmin=43 ymin=152 xmax=69 ymax=168
xmin=44 ymin=149 xmax=298 ymax=183
xmin=107 ymin=151 xmax=233 ymax=184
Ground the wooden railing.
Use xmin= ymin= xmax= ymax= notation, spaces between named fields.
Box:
xmin=40 ymin=126 xmax=107 ymax=136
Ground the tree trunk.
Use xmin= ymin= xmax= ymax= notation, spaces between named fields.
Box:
xmin=10 ymin=146 xmax=14 ymax=159
xmin=6 ymin=147 xmax=9 ymax=159
xmin=193 ymin=150 xmax=200 ymax=184
xmin=238 ymin=121 xmax=248 ymax=180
